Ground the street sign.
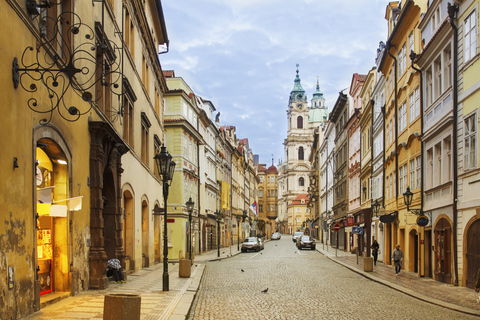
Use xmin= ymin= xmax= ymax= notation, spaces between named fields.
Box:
xmin=333 ymin=224 xmax=340 ymax=232
xmin=352 ymin=226 xmax=363 ymax=234
xmin=417 ymin=215 xmax=429 ymax=227
xmin=166 ymin=218 xmax=175 ymax=223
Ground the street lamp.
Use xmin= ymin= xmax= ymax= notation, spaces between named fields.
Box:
xmin=372 ymin=199 xmax=380 ymax=217
xmin=154 ymin=145 xmax=176 ymax=291
xmin=186 ymin=197 xmax=194 ymax=261
xmin=403 ymin=187 xmax=422 ymax=215
xmin=236 ymin=214 xmax=242 ymax=250
xmin=215 ymin=210 xmax=222 ymax=257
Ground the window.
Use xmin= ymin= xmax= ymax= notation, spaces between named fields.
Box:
xmin=434 ymin=55 xmax=442 ymax=100
xmin=259 ymin=204 xmax=263 ymax=213
xmin=386 ymin=123 xmax=390 ymax=146
xmin=123 ymin=79 xmax=136 ymax=146
xmin=386 ymin=175 xmax=390 ymax=201
xmin=410 ymin=159 xmax=415 ymax=191
xmin=298 ymin=147 xmax=304 ymax=160
xmin=141 ymin=112 xmax=151 ymax=164
xmin=409 ymin=87 xmax=420 ymax=122
xmin=427 ymin=148 xmax=433 ymax=189
xmin=434 ymin=142 xmax=442 ymax=186
xmin=399 ymin=102 xmax=407 ymax=132
xmin=416 ymin=156 xmax=421 ymax=190
xmin=399 ymin=164 xmax=407 ymax=195
xmin=154 ymin=135 xmax=161 ymax=178
xmin=270 ymin=204 xmax=275 ymax=212
xmin=398 ymin=43 xmax=406 ymax=75
xmin=444 ymin=137 xmax=452 ymax=182
xmin=259 ymin=190 xmax=263 ymax=198
xmin=443 ymin=46 xmax=452 ymax=89
xmin=465 ymin=114 xmax=477 ymax=170
xmin=409 ymin=31 xmax=414 ymax=56
xmin=297 ymin=116 xmax=303 ymax=129
xmin=259 ymin=176 xmax=263 ymax=183
xmin=464 ymin=11 xmax=477 ymax=62
xmin=426 ymin=67 xmax=433 ymax=106
xmin=299 ymin=177 xmax=305 ymax=187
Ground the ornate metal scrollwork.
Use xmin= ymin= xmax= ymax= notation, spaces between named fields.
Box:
xmin=13 ymin=9 xmax=124 ymax=124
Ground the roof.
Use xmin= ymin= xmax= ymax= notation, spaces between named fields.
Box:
xmin=266 ymin=165 xmax=278 ymax=173
xmin=163 ymin=70 xmax=175 ymax=78
xmin=288 ymin=194 xmax=310 ymax=206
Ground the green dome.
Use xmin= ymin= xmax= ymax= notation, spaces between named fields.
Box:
xmin=289 ymin=64 xmax=306 ymax=103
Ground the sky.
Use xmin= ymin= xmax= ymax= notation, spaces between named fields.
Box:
xmin=161 ymin=0 xmax=388 ymax=166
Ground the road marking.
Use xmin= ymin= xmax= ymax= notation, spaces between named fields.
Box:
xmin=250 ymin=252 xmax=260 ymax=259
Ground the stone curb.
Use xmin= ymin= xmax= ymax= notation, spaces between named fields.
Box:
xmin=318 ymin=249 xmax=480 ymax=317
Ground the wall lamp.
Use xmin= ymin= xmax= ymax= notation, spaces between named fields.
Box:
xmin=403 ymin=187 xmax=422 ymax=215
xmin=13 ymin=157 xmax=19 ymax=169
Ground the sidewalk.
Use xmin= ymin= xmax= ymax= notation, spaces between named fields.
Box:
xmin=316 ymin=244 xmax=480 ymax=317
xmin=22 ymin=245 xmax=241 ymax=320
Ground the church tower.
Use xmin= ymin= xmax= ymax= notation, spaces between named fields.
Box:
xmin=278 ymin=65 xmax=314 ymax=233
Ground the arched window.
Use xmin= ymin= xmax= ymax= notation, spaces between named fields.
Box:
xmin=297 ymin=116 xmax=303 ymax=129
xmin=298 ymin=147 xmax=304 ymax=160
xmin=299 ymin=177 xmax=305 ymax=186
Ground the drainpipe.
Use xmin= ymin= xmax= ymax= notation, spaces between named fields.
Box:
xmin=410 ymin=49 xmax=424 ymax=277
xmin=386 ymin=41 xmax=399 ymax=208
xmin=448 ymin=2 xmax=459 ymax=287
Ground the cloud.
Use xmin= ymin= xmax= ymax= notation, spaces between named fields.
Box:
xmin=162 ymin=0 xmax=387 ymax=163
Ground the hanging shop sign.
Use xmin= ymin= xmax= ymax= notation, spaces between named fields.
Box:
xmin=416 ymin=215 xmax=429 ymax=227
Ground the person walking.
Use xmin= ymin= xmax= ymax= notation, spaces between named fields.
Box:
xmin=371 ymin=240 xmax=380 ymax=266
xmin=475 ymin=266 xmax=480 ymax=303
xmin=391 ymin=244 xmax=404 ymax=275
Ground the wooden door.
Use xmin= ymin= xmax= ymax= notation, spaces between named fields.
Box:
xmin=466 ymin=220 xmax=480 ymax=288
xmin=434 ymin=218 xmax=451 ymax=283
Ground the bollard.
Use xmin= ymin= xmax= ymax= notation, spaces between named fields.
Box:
xmin=103 ymin=294 xmax=141 ymax=320
xmin=363 ymin=257 xmax=374 ymax=272
xmin=179 ymin=259 xmax=191 ymax=278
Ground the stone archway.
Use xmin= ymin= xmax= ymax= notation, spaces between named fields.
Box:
xmin=466 ymin=219 xmax=480 ymax=288
xmin=88 ymin=122 xmax=128 ymax=289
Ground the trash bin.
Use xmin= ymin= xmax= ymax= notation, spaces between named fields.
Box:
xmin=179 ymin=259 xmax=191 ymax=278
xmin=103 ymin=294 xmax=141 ymax=320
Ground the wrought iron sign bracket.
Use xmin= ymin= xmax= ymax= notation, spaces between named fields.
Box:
xmin=13 ymin=9 xmax=125 ymax=125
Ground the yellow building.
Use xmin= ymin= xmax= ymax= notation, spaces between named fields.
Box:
xmin=1 ymin=0 xmax=169 ymax=317
xmin=257 ymin=162 xmax=278 ymax=238
xmin=163 ymin=73 xmax=203 ymax=261
xmin=379 ymin=0 xmax=427 ymax=274
xmin=456 ymin=0 xmax=480 ymax=288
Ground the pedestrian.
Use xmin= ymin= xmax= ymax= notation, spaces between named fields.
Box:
xmin=371 ymin=240 xmax=380 ymax=266
xmin=391 ymin=244 xmax=404 ymax=275
xmin=475 ymin=266 xmax=480 ymax=303
xmin=106 ymin=258 xmax=125 ymax=283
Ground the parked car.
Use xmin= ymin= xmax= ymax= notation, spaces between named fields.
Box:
xmin=271 ymin=232 xmax=281 ymax=240
xmin=241 ymin=237 xmax=261 ymax=252
xmin=257 ymin=238 xmax=264 ymax=250
xmin=296 ymin=235 xmax=316 ymax=250
xmin=292 ymin=231 xmax=304 ymax=242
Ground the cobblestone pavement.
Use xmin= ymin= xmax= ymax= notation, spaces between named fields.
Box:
xmin=188 ymin=237 xmax=479 ymax=320
xmin=22 ymin=262 xmax=204 ymax=320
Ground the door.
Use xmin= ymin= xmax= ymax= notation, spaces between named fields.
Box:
xmin=466 ymin=219 xmax=480 ymax=288
xmin=424 ymin=230 xmax=432 ymax=278
xmin=434 ymin=218 xmax=451 ymax=283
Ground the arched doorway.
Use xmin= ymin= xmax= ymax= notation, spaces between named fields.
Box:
xmin=434 ymin=217 xmax=452 ymax=283
xmin=466 ymin=219 xmax=480 ymax=288
xmin=142 ymin=200 xmax=149 ymax=267
xmin=202 ymin=222 xmax=207 ymax=253
xmin=35 ymin=139 xmax=70 ymax=296
xmin=123 ymin=190 xmax=134 ymax=271
xmin=408 ymin=229 xmax=419 ymax=273
xmin=154 ymin=203 xmax=161 ymax=264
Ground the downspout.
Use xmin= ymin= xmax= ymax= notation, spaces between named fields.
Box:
xmin=197 ymin=141 xmax=201 ymax=256
xmin=448 ymin=2 xmax=459 ymax=286
xmin=383 ymin=105 xmax=386 ymax=208
xmin=386 ymin=41 xmax=399 ymax=208
xmin=410 ymin=50 xmax=424 ymax=278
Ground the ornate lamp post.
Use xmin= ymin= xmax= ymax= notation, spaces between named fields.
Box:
xmin=186 ymin=197 xmax=194 ymax=261
xmin=154 ymin=145 xmax=176 ymax=291
xmin=215 ymin=210 xmax=222 ymax=257
xmin=372 ymin=199 xmax=380 ymax=217
xmin=236 ymin=214 xmax=242 ymax=250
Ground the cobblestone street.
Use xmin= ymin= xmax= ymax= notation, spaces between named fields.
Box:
xmin=189 ymin=237 xmax=478 ymax=320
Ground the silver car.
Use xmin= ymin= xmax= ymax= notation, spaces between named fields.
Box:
xmin=271 ymin=232 xmax=281 ymax=240
xmin=292 ymin=231 xmax=304 ymax=242
xmin=241 ymin=237 xmax=261 ymax=252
